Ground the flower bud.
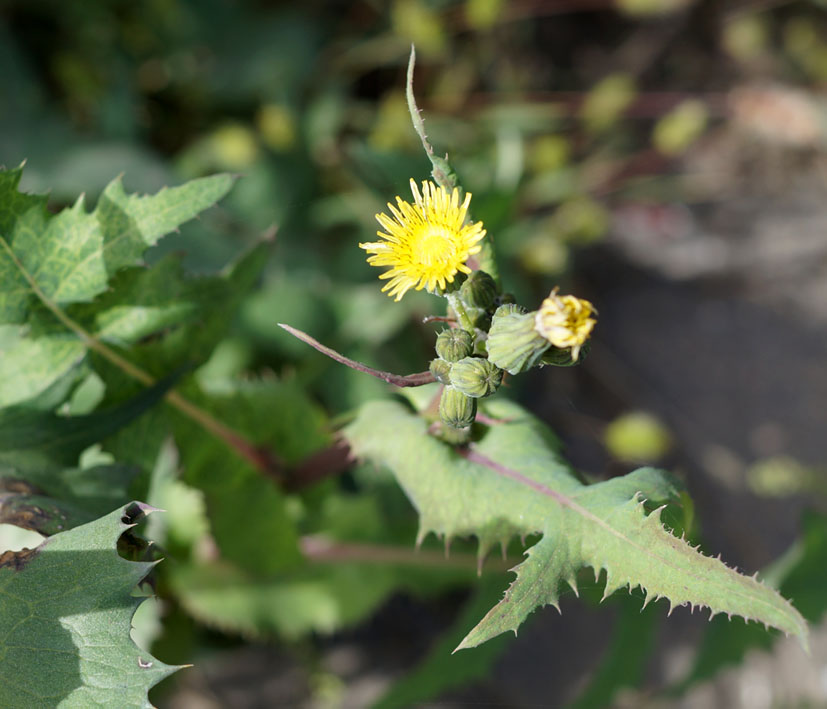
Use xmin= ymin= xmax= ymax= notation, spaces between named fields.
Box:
xmin=486 ymin=309 xmax=550 ymax=375
xmin=435 ymin=328 xmax=474 ymax=362
xmin=429 ymin=358 xmax=452 ymax=384
xmin=449 ymin=357 xmax=503 ymax=398
xmin=534 ymin=288 xmax=596 ymax=361
xmin=459 ymin=270 xmax=498 ymax=310
xmin=439 ymin=385 xmax=477 ymax=428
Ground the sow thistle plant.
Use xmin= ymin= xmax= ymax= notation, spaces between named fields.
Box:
xmin=0 ymin=45 xmax=810 ymax=708
xmin=281 ymin=47 xmax=808 ymax=654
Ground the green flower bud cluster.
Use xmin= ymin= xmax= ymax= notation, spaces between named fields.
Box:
xmin=432 ymin=321 xmax=503 ymax=430
xmin=429 ymin=270 xmax=594 ymax=437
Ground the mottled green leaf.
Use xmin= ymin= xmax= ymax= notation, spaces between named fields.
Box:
xmin=0 ymin=165 xmax=235 ymax=405
xmin=0 ymin=502 xmax=178 ymax=708
xmin=343 ymin=398 xmax=808 ymax=651
xmin=0 ymin=168 xmax=234 ymax=322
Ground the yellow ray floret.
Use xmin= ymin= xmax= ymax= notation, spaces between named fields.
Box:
xmin=534 ymin=287 xmax=597 ymax=361
xmin=359 ymin=179 xmax=486 ymax=301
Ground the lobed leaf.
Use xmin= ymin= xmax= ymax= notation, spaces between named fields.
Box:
xmin=0 ymin=165 xmax=234 ymax=406
xmin=343 ymin=398 xmax=808 ymax=652
xmin=0 ymin=502 xmax=178 ymax=707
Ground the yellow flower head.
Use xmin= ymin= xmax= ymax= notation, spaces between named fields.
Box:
xmin=359 ymin=179 xmax=486 ymax=301
xmin=534 ymin=287 xmax=597 ymax=361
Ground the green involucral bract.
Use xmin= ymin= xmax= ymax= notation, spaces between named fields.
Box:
xmin=439 ymin=386 xmax=477 ymax=428
xmin=486 ymin=308 xmax=550 ymax=375
xmin=449 ymin=357 xmax=503 ymax=399
xmin=429 ymin=358 xmax=453 ymax=385
xmin=343 ymin=397 xmax=808 ymax=652
xmin=436 ymin=328 xmax=474 ymax=362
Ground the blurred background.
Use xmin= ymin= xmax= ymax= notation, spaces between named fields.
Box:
xmin=3 ymin=0 xmax=827 ymax=706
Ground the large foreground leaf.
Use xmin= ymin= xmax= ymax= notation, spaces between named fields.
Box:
xmin=0 ymin=502 xmax=177 ymax=708
xmin=343 ymin=397 xmax=807 ymax=651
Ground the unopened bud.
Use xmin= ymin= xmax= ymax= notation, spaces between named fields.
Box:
xmin=449 ymin=357 xmax=503 ymax=398
xmin=459 ymin=270 xmax=498 ymax=310
xmin=439 ymin=386 xmax=477 ymax=428
xmin=435 ymin=328 xmax=474 ymax=362
xmin=429 ymin=358 xmax=452 ymax=384
xmin=486 ymin=309 xmax=550 ymax=375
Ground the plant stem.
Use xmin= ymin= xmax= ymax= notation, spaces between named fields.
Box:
xmin=278 ymin=323 xmax=436 ymax=387
xmin=300 ymin=535 xmax=514 ymax=572
xmin=445 ymin=292 xmax=476 ymax=332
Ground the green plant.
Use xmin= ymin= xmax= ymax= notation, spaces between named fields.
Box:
xmin=0 ymin=41 xmax=812 ymax=709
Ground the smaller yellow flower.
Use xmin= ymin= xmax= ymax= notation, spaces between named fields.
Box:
xmin=534 ymin=288 xmax=597 ymax=361
xmin=359 ymin=179 xmax=486 ymax=301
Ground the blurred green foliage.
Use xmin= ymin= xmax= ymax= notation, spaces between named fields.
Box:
xmin=3 ymin=0 xmax=827 ymax=706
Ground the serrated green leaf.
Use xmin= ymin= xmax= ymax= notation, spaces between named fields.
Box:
xmin=0 ymin=169 xmax=234 ymax=321
xmin=68 ymin=255 xmax=211 ymax=345
xmin=0 ymin=166 xmax=235 ymax=405
xmin=0 ymin=502 xmax=178 ymax=707
xmin=342 ymin=398 xmax=808 ymax=652
xmin=103 ymin=377 xmax=323 ymax=575
xmin=680 ymin=509 xmax=827 ymax=690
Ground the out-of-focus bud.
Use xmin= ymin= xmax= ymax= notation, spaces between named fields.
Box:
xmin=429 ymin=358 xmax=452 ymax=384
xmin=435 ymin=328 xmax=474 ymax=362
xmin=459 ymin=270 xmax=498 ymax=310
xmin=486 ymin=309 xmax=549 ymax=374
xmin=541 ymin=341 xmax=590 ymax=367
xmin=449 ymin=357 xmax=503 ymax=398
xmin=439 ymin=385 xmax=477 ymax=428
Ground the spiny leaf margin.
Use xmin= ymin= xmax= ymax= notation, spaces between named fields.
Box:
xmin=342 ymin=398 xmax=808 ymax=653
xmin=0 ymin=501 xmax=179 ymax=708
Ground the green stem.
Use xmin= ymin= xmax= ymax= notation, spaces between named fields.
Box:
xmin=406 ymin=45 xmax=499 ymax=283
xmin=445 ymin=292 xmax=476 ymax=332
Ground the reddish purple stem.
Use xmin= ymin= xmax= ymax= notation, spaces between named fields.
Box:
xmin=278 ymin=323 xmax=436 ymax=387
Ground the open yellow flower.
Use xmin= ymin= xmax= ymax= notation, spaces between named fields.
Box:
xmin=534 ymin=288 xmax=597 ymax=361
xmin=359 ymin=179 xmax=486 ymax=301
